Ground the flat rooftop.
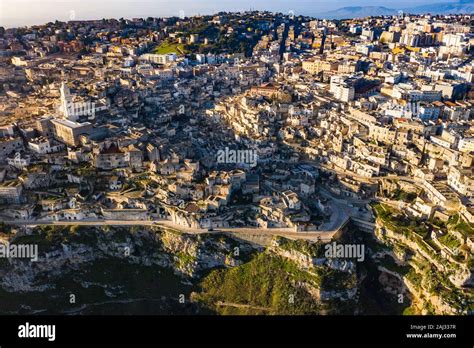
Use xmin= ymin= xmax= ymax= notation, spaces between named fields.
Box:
xmin=51 ymin=118 xmax=91 ymax=128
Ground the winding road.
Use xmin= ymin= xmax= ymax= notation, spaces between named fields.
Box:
xmin=1 ymin=218 xmax=338 ymax=242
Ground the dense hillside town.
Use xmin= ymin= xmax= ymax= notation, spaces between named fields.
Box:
xmin=0 ymin=11 xmax=473 ymax=315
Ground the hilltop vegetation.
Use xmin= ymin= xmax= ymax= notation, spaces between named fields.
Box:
xmin=193 ymin=252 xmax=322 ymax=315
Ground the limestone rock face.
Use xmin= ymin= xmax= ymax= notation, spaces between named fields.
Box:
xmin=0 ymin=227 xmax=253 ymax=292
xmin=270 ymin=238 xmax=359 ymax=301
xmin=372 ymin=220 xmax=473 ymax=315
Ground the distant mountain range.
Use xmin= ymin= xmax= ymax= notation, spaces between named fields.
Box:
xmin=409 ymin=0 xmax=474 ymax=15
xmin=320 ymin=6 xmax=399 ymax=19
xmin=319 ymin=0 xmax=474 ymax=19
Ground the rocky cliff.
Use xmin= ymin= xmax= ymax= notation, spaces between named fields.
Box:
xmin=0 ymin=225 xmax=367 ymax=315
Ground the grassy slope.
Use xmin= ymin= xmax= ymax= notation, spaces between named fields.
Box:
xmin=194 ymin=252 xmax=327 ymax=315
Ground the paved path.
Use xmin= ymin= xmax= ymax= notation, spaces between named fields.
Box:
xmin=1 ymin=218 xmax=337 ymax=242
xmin=216 ymin=301 xmax=270 ymax=312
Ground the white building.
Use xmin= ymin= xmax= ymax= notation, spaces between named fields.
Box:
xmin=458 ymin=137 xmax=474 ymax=153
xmin=60 ymin=81 xmax=73 ymax=120
xmin=447 ymin=167 xmax=474 ymax=199
xmin=140 ymin=53 xmax=177 ymax=65
xmin=28 ymin=137 xmax=65 ymax=154
xmin=330 ymin=76 xmax=355 ymax=102
xmin=7 ymin=152 xmax=30 ymax=169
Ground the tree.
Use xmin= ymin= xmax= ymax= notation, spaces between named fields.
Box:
xmin=0 ymin=222 xmax=10 ymax=234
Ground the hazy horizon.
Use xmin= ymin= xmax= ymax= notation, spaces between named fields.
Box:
xmin=0 ymin=0 xmax=462 ymax=28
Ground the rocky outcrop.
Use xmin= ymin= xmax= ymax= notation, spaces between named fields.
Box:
xmin=0 ymin=227 xmax=255 ymax=292
xmin=372 ymin=220 xmax=472 ymax=315
xmin=160 ymin=230 xmax=251 ymax=277
xmin=269 ymin=238 xmax=358 ymax=301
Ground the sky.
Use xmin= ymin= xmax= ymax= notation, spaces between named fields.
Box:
xmin=0 ymin=0 xmax=454 ymax=28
